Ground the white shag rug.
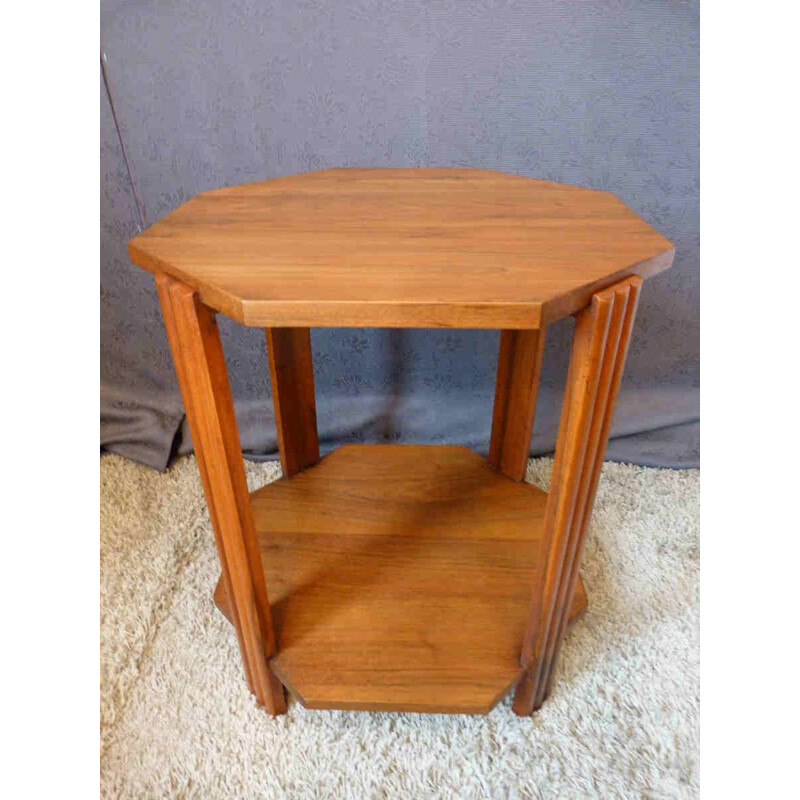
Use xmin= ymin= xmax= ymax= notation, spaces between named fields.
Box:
xmin=100 ymin=453 xmax=699 ymax=799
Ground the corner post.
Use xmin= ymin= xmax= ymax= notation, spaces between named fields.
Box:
xmin=513 ymin=276 xmax=642 ymax=715
xmin=265 ymin=328 xmax=320 ymax=476
xmin=156 ymin=274 xmax=286 ymax=715
xmin=489 ymin=328 xmax=547 ymax=481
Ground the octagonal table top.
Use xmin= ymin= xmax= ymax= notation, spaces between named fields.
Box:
xmin=128 ymin=168 xmax=673 ymax=329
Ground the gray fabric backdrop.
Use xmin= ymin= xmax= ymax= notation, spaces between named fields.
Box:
xmin=100 ymin=1 xmax=699 ymax=471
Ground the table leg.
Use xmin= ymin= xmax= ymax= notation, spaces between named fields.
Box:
xmin=265 ymin=328 xmax=319 ymax=476
xmin=513 ymin=276 xmax=642 ymax=715
xmin=489 ymin=328 xmax=547 ymax=482
xmin=156 ymin=274 xmax=286 ymax=714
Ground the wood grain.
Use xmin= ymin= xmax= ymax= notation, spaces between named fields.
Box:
xmin=489 ymin=328 xmax=547 ymax=481
xmin=129 ymin=168 xmax=674 ymax=329
xmin=536 ymin=279 xmax=641 ymax=707
xmin=265 ymin=327 xmax=319 ymax=476
xmin=214 ymin=445 xmax=587 ymax=713
xmin=513 ymin=277 xmax=641 ymax=716
xmin=157 ymin=276 xmax=255 ymax=694
xmin=134 ymin=173 xmax=670 ymax=718
xmin=156 ymin=274 xmax=286 ymax=715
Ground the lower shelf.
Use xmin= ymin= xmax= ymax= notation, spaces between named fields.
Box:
xmin=216 ymin=444 xmax=587 ymax=714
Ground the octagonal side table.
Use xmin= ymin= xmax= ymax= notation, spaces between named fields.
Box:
xmin=128 ymin=168 xmax=674 ymax=717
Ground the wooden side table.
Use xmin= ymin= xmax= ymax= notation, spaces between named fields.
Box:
xmin=128 ymin=168 xmax=673 ymax=717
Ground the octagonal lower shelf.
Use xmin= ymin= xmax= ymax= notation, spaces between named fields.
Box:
xmin=215 ymin=444 xmax=587 ymax=714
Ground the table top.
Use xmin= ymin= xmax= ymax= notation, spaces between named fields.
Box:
xmin=128 ymin=168 xmax=673 ymax=329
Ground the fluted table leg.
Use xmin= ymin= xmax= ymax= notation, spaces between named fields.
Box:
xmin=513 ymin=276 xmax=642 ymax=715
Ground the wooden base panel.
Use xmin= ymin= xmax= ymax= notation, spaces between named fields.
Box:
xmin=214 ymin=444 xmax=588 ymax=714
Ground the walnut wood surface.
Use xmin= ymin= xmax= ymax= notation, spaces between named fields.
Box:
xmin=265 ymin=327 xmax=319 ymax=476
xmin=489 ymin=328 xmax=547 ymax=481
xmin=512 ymin=277 xmax=641 ymax=716
xmin=129 ymin=168 xmax=674 ymax=329
xmin=136 ymin=177 xmax=670 ymax=718
xmin=536 ymin=278 xmax=641 ymax=707
xmin=156 ymin=275 xmax=285 ymax=715
xmin=215 ymin=444 xmax=587 ymax=714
